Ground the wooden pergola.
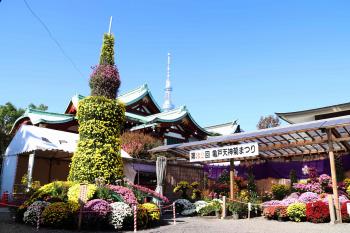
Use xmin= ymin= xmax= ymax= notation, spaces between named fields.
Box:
xmin=150 ymin=115 xmax=350 ymax=223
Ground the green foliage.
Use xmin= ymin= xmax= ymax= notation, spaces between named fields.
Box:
xmin=227 ymin=201 xmax=246 ymax=216
xmin=247 ymin=169 xmax=257 ymax=195
xmin=289 ymin=169 xmax=298 ymax=191
xmin=67 ymin=183 xmax=97 ymax=204
xmin=217 ymin=169 xmax=230 ymax=184
xmin=99 ymin=33 xmax=115 ymax=65
xmin=347 ymin=185 xmax=350 ymax=196
xmin=25 ymin=181 xmax=74 ymax=206
xmin=287 ymin=202 xmax=306 ymax=222
xmin=41 ymin=202 xmax=76 ymax=228
xmin=68 ymin=97 xmax=125 ymax=184
xmin=335 ymin=155 xmax=345 ymax=182
xmin=271 ymin=184 xmax=289 ymax=200
xmin=198 ymin=199 xmax=222 ymax=216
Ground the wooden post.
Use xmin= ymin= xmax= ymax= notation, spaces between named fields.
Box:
xmin=27 ymin=152 xmax=35 ymax=189
xmin=328 ymin=194 xmax=336 ymax=224
xmin=221 ymin=196 xmax=227 ymax=219
xmin=229 ymin=159 xmax=235 ymax=199
xmin=248 ymin=202 xmax=251 ymax=220
xmin=326 ymin=129 xmax=342 ymax=223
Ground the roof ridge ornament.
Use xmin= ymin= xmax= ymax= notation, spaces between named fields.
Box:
xmin=162 ymin=52 xmax=175 ymax=112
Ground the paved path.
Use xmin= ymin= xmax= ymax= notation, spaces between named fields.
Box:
xmin=1 ymin=212 xmax=350 ymax=233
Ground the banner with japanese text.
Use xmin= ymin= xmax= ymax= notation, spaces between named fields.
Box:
xmin=189 ymin=142 xmax=259 ymax=162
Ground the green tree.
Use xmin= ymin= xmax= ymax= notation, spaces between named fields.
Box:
xmin=68 ymin=33 xmax=125 ymax=183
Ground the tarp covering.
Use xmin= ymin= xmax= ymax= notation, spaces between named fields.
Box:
xmin=1 ymin=125 xmax=134 ymax=194
xmin=204 ymin=155 xmax=350 ymax=180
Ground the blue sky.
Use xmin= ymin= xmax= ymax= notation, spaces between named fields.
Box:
xmin=1 ymin=0 xmax=350 ymax=131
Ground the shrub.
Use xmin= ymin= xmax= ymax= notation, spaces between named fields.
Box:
xmin=287 ymin=203 xmax=306 ymax=222
xmin=41 ymin=202 xmax=77 ymax=228
xmin=306 ymin=201 xmax=329 ymax=223
xmin=173 ymin=181 xmax=191 ymax=199
xmin=289 ymin=169 xmax=298 ymax=191
xmin=263 ymin=206 xmax=277 ymax=219
xmin=136 ymin=205 xmax=149 ymax=229
xmin=141 ymin=203 xmax=160 ymax=224
xmin=26 ymin=181 xmax=75 ymax=205
xmin=198 ymin=199 xmax=222 ymax=216
xmin=107 ymin=185 xmax=138 ymax=205
xmin=23 ymin=201 xmax=50 ymax=226
xmin=275 ymin=206 xmax=288 ymax=220
xmin=83 ymin=199 xmax=111 ymax=228
xmin=298 ymin=192 xmax=319 ymax=203
xmin=228 ymin=201 xmax=246 ymax=218
xmin=271 ymin=184 xmax=289 ymax=200
xmin=109 ymin=202 xmax=133 ymax=230
xmin=347 ymin=185 xmax=350 ymax=196
xmin=67 ymin=183 xmax=97 ymax=204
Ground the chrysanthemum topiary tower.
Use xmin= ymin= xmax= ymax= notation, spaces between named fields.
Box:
xmin=68 ymin=33 xmax=125 ymax=184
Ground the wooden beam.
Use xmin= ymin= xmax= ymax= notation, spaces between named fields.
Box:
xmin=326 ymin=129 xmax=342 ymax=223
xmin=331 ymin=128 xmax=350 ymax=152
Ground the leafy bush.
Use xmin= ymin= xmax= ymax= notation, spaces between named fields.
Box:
xmin=41 ymin=202 xmax=77 ymax=228
xmin=136 ymin=205 xmax=149 ymax=229
xmin=305 ymin=201 xmax=329 ymax=223
xmin=287 ymin=203 xmax=306 ymax=222
xmin=107 ymin=185 xmax=138 ymax=205
xmin=198 ymin=199 xmax=222 ymax=216
xmin=141 ymin=203 xmax=160 ymax=224
xmin=227 ymin=201 xmax=246 ymax=218
xmin=83 ymin=199 xmax=111 ymax=228
xmin=173 ymin=181 xmax=191 ymax=199
xmin=347 ymin=185 xmax=350 ymax=196
xmin=275 ymin=206 xmax=288 ymax=219
xmin=67 ymin=183 xmax=97 ymax=204
xmin=25 ymin=181 xmax=74 ymax=206
xmin=271 ymin=184 xmax=289 ymax=200
xmin=109 ymin=202 xmax=133 ymax=230
xmin=263 ymin=206 xmax=278 ymax=219
xmin=23 ymin=201 xmax=50 ymax=226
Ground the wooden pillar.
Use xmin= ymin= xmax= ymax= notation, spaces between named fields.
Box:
xmin=27 ymin=152 xmax=35 ymax=188
xmin=326 ymin=129 xmax=342 ymax=223
xmin=229 ymin=159 xmax=235 ymax=199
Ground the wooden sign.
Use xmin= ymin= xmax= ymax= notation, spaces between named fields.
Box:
xmin=189 ymin=142 xmax=259 ymax=162
xmin=79 ymin=184 xmax=88 ymax=204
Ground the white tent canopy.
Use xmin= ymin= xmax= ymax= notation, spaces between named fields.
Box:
xmin=1 ymin=125 xmax=135 ymax=194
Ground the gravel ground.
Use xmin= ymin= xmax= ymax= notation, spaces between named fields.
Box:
xmin=1 ymin=211 xmax=350 ymax=233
